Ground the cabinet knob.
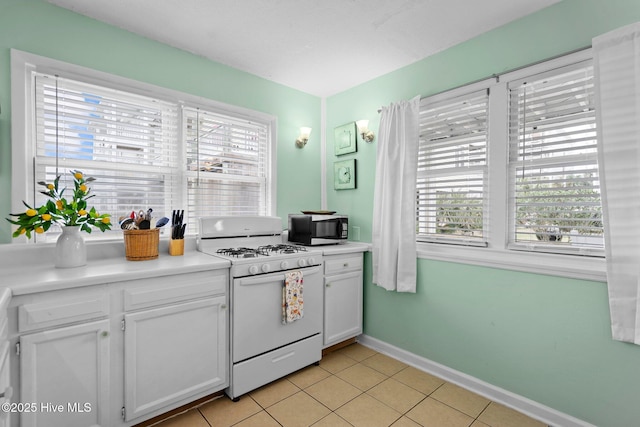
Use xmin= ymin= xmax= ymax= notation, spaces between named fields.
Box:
xmin=221 ymin=304 xmax=227 ymax=310
xmin=343 ymin=263 xmax=349 ymax=267
xmin=101 ymin=331 xmax=109 ymax=338
xmin=326 ymin=283 xmax=331 ymax=288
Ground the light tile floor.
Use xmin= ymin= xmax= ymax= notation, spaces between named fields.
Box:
xmin=152 ymin=343 xmax=547 ymax=427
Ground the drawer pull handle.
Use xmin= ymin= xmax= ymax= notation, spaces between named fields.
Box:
xmin=272 ymin=351 xmax=295 ymax=363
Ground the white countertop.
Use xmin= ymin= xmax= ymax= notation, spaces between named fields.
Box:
xmin=0 ymin=288 xmax=10 ymax=312
xmin=0 ymin=238 xmax=369 ymax=297
xmin=319 ymin=241 xmax=371 ymax=256
xmin=0 ymin=239 xmax=230 ymax=296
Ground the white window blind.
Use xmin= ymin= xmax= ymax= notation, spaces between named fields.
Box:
xmin=417 ymin=89 xmax=489 ymax=246
xmin=183 ymin=107 xmax=270 ymax=232
xmin=508 ymin=60 xmax=603 ymax=255
xmin=33 ymin=72 xmax=179 ymax=241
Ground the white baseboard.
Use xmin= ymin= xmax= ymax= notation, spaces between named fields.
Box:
xmin=357 ymin=334 xmax=594 ymax=427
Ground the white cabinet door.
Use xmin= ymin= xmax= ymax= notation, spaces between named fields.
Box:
xmin=0 ymin=342 xmax=11 ymax=427
xmin=324 ymin=270 xmax=363 ymax=347
xmin=20 ymin=320 xmax=110 ymax=427
xmin=124 ymin=297 xmax=227 ymax=422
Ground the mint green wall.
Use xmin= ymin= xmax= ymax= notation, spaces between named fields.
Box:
xmin=0 ymin=0 xmax=321 ymax=243
xmin=328 ymin=1 xmax=640 ymax=426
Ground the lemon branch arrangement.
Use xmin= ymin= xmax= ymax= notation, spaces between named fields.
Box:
xmin=6 ymin=170 xmax=112 ymax=239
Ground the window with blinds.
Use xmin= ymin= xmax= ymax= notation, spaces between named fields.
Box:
xmin=26 ymin=66 xmax=274 ymax=243
xmin=183 ymin=107 xmax=270 ymax=231
xmin=416 ymin=89 xmax=489 ymax=246
xmin=507 ymin=61 xmax=603 ymax=254
xmin=33 ymin=73 xmax=179 ymax=241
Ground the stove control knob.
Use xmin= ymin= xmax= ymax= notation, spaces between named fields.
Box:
xmin=280 ymin=261 xmax=289 ymax=270
xmin=249 ymin=265 xmax=259 ymax=275
xmin=307 ymin=257 xmax=317 ymax=266
xmin=298 ymin=258 xmax=307 ymax=268
xmin=261 ymin=264 xmax=271 ymax=273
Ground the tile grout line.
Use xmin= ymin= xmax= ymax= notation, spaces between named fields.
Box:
xmin=154 ymin=344 xmax=542 ymax=427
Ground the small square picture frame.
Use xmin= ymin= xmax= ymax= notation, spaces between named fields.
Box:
xmin=334 ymin=159 xmax=356 ymax=190
xmin=334 ymin=122 xmax=357 ymax=156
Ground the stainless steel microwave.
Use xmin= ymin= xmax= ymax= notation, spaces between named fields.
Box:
xmin=288 ymin=214 xmax=348 ymax=245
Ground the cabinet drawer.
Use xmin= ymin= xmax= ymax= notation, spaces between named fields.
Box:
xmin=324 ymin=254 xmax=363 ymax=275
xmin=18 ymin=294 xmax=109 ymax=333
xmin=123 ymin=270 xmax=227 ymax=311
xmin=230 ymin=334 xmax=321 ymax=399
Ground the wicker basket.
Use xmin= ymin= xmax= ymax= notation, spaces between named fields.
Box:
xmin=123 ymin=228 xmax=159 ymax=261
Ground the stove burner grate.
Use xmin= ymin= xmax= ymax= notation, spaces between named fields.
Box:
xmin=216 ymin=247 xmax=270 ymax=258
xmin=258 ymin=244 xmax=308 ymax=254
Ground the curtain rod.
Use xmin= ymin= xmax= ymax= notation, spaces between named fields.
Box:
xmin=377 ymin=45 xmax=592 ymax=113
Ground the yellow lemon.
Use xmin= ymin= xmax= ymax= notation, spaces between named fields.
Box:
xmin=56 ymin=200 xmax=63 ymax=210
xmin=74 ymin=172 xmax=83 ymax=180
xmin=47 ymin=183 xmax=55 ymax=190
xmin=35 ymin=227 xmax=44 ymax=234
xmin=19 ymin=228 xmax=26 ymax=235
xmin=79 ymin=184 xmax=87 ymax=193
xmin=101 ymin=217 xmax=111 ymax=224
xmin=26 ymin=209 xmax=37 ymax=217
xmin=78 ymin=209 xmax=87 ymax=216
xmin=42 ymin=213 xmax=52 ymax=221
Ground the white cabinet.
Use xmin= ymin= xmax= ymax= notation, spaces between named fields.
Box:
xmin=14 ymin=288 xmax=110 ymax=427
xmin=8 ymin=267 xmax=229 ymax=427
xmin=20 ymin=320 xmax=110 ymax=427
xmin=0 ymin=342 xmax=11 ymax=427
xmin=121 ymin=270 xmax=228 ymax=423
xmin=0 ymin=289 xmax=12 ymax=427
xmin=124 ymin=297 xmax=227 ymax=421
xmin=323 ymin=253 xmax=363 ymax=347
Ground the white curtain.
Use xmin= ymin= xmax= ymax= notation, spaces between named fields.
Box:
xmin=593 ymin=22 xmax=640 ymax=344
xmin=372 ymin=95 xmax=420 ymax=292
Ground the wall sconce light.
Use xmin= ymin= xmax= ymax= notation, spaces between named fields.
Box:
xmin=295 ymin=127 xmax=312 ymax=148
xmin=356 ymin=119 xmax=375 ymax=143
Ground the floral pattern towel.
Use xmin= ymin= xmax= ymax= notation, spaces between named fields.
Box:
xmin=283 ymin=270 xmax=304 ymax=324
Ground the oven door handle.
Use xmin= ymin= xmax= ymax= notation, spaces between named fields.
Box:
xmin=236 ymin=266 xmax=322 ymax=286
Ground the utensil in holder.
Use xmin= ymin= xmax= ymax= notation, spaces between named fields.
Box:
xmin=123 ymin=228 xmax=159 ymax=261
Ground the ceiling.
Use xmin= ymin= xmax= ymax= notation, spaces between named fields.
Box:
xmin=46 ymin=0 xmax=561 ymax=97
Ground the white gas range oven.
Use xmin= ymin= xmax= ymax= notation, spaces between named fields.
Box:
xmin=197 ymin=216 xmax=324 ymax=400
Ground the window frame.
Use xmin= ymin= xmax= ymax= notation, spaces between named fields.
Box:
xmin=416 ymin=48 xmax=607 ymax=282
xmin=10 ymin=49 xmax=277 ymax=242
xmin=417 ymin=79 xmax=493 ymax=247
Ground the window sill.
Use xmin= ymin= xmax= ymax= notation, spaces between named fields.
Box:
xmin=417 ymin=242 xmax=606 ymax=283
